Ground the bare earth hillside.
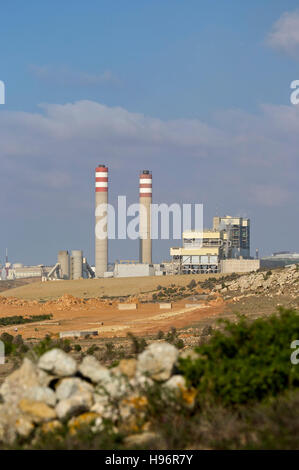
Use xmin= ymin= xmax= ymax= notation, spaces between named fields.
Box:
xmin=0 ymin=274 xmax=222 ymax=301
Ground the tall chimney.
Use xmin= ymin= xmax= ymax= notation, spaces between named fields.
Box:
xmin=139 ymin=170 xmax=152 ymax=264
xmin=95 ymin=165 xmax=108 ymax=277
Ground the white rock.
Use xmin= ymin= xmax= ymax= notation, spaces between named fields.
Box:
xmin=78 ymin=355 xmax=111 ymax=384
xmin=91 ymin=401 xmax=118 ymax=422
xmin=164 ymin=374 xmax=186 ymax=391
xmin=38 ymin=349 xmax=77 ymax=376
xmin=95 ymin=373 xmax=128 ymax=400
xmin=55 ymin=377 xmax=93 ymax=401
xmin=0 ymin=403 xmax=35 ymax=443
xmin=26 ymin=386 xmax=56 ymax=407
xmin=137 ymin=342 xmax=178 ymax=382
xmin=0 ymin=358 xmax=40 ymax=404
xmin=56 ymin=394 xmax=93 ymax=420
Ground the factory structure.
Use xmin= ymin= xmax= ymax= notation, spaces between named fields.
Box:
xmin=46 ymin=250 xmax=94 ymax=281
xmin=170 ymin=216 xmax=259 ymax=274
xmin=92 ymin=166 xmax=259 ymax=278
xmin=3 ymin=165 xmax=298 ymax=282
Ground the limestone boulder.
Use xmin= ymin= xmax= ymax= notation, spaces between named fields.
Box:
xmin=136 ymin=342 xmax=178 ymax=382
xmin=78 ymin=355 xmax=111 ymax=384
xmin=55 ymin=377 xmax=93 ymax=401
xmin=56 ymin=394 xmax=93 ymax=421
xmin=38 ymin=349 xmax=77 ymax=376
xmin=18 ymin=398 xmax=57 ymax=423
xmin=0 ymin=358 xmax=40 ymax=404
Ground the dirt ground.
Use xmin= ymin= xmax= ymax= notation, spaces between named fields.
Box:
xmin=0 ymin=274 xmax=223 ymax=301
xmin=0 ymin=277 xmax=40 ymax=294
xmin=0 ymin=273 xmax=297 ymax=343
xmin=0 ymin=297 xmax=225 ymax=340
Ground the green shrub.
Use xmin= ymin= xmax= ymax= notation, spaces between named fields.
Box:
xmin=179 ymin=307 xmax=299 ymax=406
xmin=156 ymin=330 xmax=164 ymax=340
xmin=174 ymin=339 xmax=184 ymax=350
xmin=127 ymin=332 xmax=147 ymax=354
xmin=187 ymin=279 xmax=197 ymax=289
xmin=165 ymin=327 xmax=178 ymax=344
xmin=0 ymin=314 xmax=52 ymax=326
xmin=74 ymin=344 xmax=82 ymax=352
xmin=86 ymin=344 xmax=99 ymax=355
xmin=0 ymin=333 xmax=29 ymax=356
xmin=32 ymin=335 xmax=73 ymax=357
xmin=0 ymin=332 xmax=13 ymax=344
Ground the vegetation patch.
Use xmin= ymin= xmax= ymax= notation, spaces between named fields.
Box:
xmin=0 ymin=314 xmax=52 ymax=326
xmin=179 ymin=307 xmax=299 ymax=406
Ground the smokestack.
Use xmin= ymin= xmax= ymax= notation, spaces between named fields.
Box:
xmin=95 ymin=165 xmax=108 ymax=277
xmin=139 ymin=170 xmax=152 ymax=264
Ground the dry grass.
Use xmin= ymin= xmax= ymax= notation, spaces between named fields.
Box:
xmin=0 ymin=273 xmax=223 ymax=301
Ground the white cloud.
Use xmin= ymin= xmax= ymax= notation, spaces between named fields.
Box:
xmin=0 ymin=99 xmax=298 ymax=209
xmin=266 ymin=10 xmax=299 ymax=57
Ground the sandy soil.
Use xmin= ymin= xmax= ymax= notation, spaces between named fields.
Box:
xmin=0 ymin=296 xmax=225 ymax=340
xmin=0 ymin=274 xmax=223 ymax=301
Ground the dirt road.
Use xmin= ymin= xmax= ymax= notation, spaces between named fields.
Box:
xmin=0 ymin=297 xmax=225 ymax=339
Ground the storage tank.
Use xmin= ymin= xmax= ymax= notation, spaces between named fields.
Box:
xmin=71 ymin=250 xmax=83 ymax=279
xmin=58 ymin=250 xmax=70 ymax=280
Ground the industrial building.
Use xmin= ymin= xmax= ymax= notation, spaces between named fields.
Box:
xmin=0 ymin=168 xmax=269 ymax=281
xmin=0 ymin=263 xmax=52 ymax=280
xmin=170 ymin=215 xmax=259 ymax=274
xmin=260 ymin=252 xmax=299 ymax=269
xmin=46 ymin=250 xmax=94 ymax=281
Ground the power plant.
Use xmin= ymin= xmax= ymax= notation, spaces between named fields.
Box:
xmin=170 ymin=216 xmax=258 ymax=274
xmin=0 ymin=166 xmax=268 ymax=281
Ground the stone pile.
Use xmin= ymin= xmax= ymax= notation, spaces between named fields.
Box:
xmin=0 ymin=297 xmax=38 ymax=307
xmin=214 ymin=264 xmax=299 ymax=298
xmin=44 ymin=294 xmax=113 ymax=311
xmin=0 ymin=342 xmax=196 ymax=445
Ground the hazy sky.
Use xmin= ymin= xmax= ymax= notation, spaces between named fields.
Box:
xmin=0 ymin=0 xmax=299 ymax=266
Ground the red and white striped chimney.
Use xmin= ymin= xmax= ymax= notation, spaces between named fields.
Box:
xmin=139 ymin=170 xmax=152 ymax=264
xmin=95 ymin=165 xmax=108 ymax=277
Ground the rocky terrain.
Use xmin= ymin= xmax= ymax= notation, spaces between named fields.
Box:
xmin=214 ymin=264 xmax=299 ymax=299
xmin=0 ymin=342 xmax=195 ymax=447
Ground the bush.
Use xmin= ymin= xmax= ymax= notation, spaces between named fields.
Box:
xmin=86 ymin=344 xmax=99 ymax=355
xmin=187 ymin=279 xmax=197 ymax=289
xmin=74 ymin=344 xmax=82 ymax=352
xmin=156 ymin=330 xmax=164 ymax=340
xmin=0 ymin=333 xmax=28 ymax=356
xmin=32 ymin=335 xmax=73 ymax=357
xmin=179 ymin=307 xmax=299 ymax=406
xmin=127 ymin=333 xmax=147 ymax=354
xmin=0 ymin=314 xmax=52 ymax=326
xmin=0 ymin=332 xmax=13 ymax=344
xmin=174 ymin=339 xmax=184 ymax=350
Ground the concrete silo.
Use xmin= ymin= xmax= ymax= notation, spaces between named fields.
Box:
xmin=58 ymin=250 xmax=70 ymax=280
xmin=70 ymin=250 xmax=83 ymax=280
xmin=95 ymin=165 xmax=108 ymax=277
xmin=139 ymin=170 xmax=152 ymax=264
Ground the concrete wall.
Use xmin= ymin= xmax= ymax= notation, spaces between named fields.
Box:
xmin=114 ymin=263 xmax=155 ymax=278
xmin=220 ymin=259 xmax=260 ymax=273
xmin=118 ymin=303 xmax=137 ymax=310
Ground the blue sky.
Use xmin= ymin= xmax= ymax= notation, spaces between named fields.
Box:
xmin=0 ymin=1 xmax=299 ymax=265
